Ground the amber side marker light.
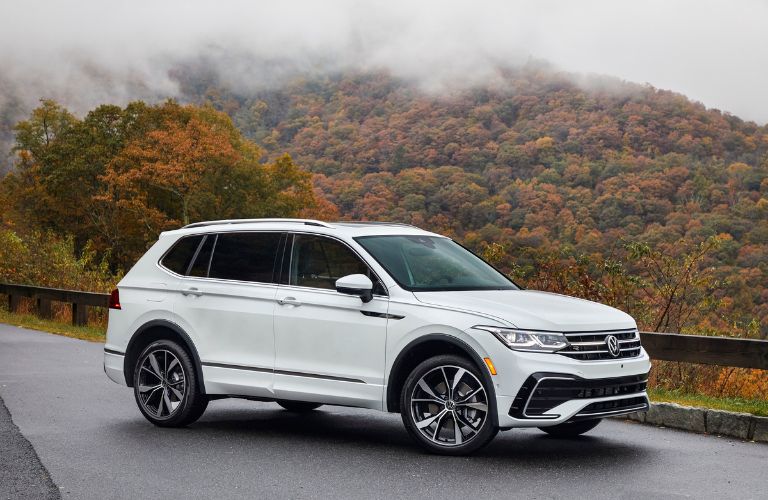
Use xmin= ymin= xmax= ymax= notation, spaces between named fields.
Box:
xmin=483 ymin=357 xmax=497 ymax=375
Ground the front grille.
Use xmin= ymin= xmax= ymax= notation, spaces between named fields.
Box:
xmin=557 ymin=328 xmax=642 ymax=361
xmin=576 ymin=396 xmax=649 ymax=417
xmin=509 ymin=372 xmax=649 ymax=419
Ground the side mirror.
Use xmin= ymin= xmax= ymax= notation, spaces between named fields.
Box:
xmin=335 ymin=274 xmax=374 ymax=303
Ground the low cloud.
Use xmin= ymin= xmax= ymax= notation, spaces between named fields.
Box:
xmin=0 ymin=0 xmax=767 ymax=122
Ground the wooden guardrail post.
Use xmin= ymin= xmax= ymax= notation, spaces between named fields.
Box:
xmin=71 ymin=302 xmax=88 ymax=326
xmin=37 ymin=297 xmax=53 ymax=319
xmin=8 ymin=293 xmax=20 ymax=313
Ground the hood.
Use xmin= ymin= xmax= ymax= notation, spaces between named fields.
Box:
xmin=413 ymin=289 xmax=636 ymax=332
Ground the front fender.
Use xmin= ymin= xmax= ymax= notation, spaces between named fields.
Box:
xmin=384 ymin=329 xmax=499 ymax=427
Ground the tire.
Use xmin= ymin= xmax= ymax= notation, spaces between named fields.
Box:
xmin=133 ymin=339 xmax=208 ymax=427
xmin=400 ymin=354 xmax=498 ymax=455
xmin=277 ymin=400 xmax=323 ymax=412
xmin=539 ymin=418 xmax=602 ymax=437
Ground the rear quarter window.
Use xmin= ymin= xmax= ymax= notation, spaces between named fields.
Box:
xmin=161 ymin=235 xmax=204 ymax=275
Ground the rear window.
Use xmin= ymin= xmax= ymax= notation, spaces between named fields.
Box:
xmin=208 ymin=232 xmax=282 ymax=283
xmin=161 ymin=235 xmax=204 ymax=275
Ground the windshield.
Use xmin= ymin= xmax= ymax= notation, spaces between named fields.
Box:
xmin=354 ymin=235 xmax=518 ymax=291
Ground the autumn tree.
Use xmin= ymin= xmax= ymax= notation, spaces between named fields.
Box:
xmin=101 ymin=107 xmax=240 ymax=228
xmin=4 ymin=100 xmax=321 ymax=269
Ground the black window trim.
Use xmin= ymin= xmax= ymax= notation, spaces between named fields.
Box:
xmin=157 ymin=230 xmax=286 ymax=287
xmin=282 ymin=231 xmax=389 ymax=297
xmin=205 ymin=234 xmax=218 ymax=278
xmin=185 ymin=234 xmax=209 ymax=276
xmin=352 ymin=234 xmax=522 ymax=292
xmin=277 ymin=233 xmax=291 ymax=285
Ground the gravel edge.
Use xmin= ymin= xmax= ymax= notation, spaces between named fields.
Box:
xmin=618 ymin=402 xmax=768 ymax=443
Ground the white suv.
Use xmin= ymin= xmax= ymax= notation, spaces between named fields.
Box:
xmin=104 ymin=219 xmax=650 ymax=455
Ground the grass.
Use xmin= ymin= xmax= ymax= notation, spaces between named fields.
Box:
xmin=649 ymin=388 xmax=768 ymax=417
xmin=0 ymin=308 xmax=105 ymax=343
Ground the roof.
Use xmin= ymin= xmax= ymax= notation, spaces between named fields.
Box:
xmin=162 ymin=218 xmax=442 ymax=238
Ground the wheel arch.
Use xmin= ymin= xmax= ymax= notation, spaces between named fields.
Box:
xmin=386 ymin=334 xmax=498 ymax=427
xmin=123 ymin=319 xmax=206 ymax=395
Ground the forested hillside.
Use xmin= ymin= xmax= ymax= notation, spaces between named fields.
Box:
xmin=179 ymin=67 xmax=768 ymax=336
xmin=1 ymin=65 xmax=766 ymax=340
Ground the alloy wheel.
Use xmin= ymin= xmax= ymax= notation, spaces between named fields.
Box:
xmin=137 ymin=349 xmax=187 ymax=419
xmin=409 ymin=365 xmax=489 ymax=447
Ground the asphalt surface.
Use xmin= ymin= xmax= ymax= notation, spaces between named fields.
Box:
xmin=0 ymin=396 xmax=59 ymax=500
xmin=1 ymin=324 xmax=767 ymax=499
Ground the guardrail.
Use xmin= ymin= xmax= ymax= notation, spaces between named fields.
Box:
xmin=0 ymin=283 xmax=109 ymax=326
xmin=0 ymin=283 xmax=766 ymax=369
xmin=639 ymin=332 xmax=768 ymax=370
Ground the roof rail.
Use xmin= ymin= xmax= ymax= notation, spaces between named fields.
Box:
xmin=333 ymin=221 xmax=419 ymax=229
xmin=182 ymin=218 xmax=332 ymax=229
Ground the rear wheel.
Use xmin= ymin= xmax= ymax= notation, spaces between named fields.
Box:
xmin=133 ymin=340 xmax=208 ymax=427
xmin=277 ymin=400 xmax=323 ymax=412
xmin=400 ymin=354 xmax=498 ymax=455
xmin=539 ymin=418 xmax=602 ymax=437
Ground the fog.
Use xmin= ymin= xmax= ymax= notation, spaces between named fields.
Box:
xmin=1 ymin=0 xmax=767 ymax=122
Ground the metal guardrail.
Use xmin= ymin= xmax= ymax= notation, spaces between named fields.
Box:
xmin=0 ymin=283 xmax=109 ymax=326
xmin=0 ymin=283 xmax=766 ymax=369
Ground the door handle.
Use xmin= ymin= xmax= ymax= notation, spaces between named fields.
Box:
xmin=277 ymin=296 xmax=302 ymax=306
xmin=181 ymin=287 xmax=203 ymax=297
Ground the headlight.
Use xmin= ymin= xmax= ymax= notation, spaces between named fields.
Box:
xmin=474 ymin=326 xmax=570 ymax=353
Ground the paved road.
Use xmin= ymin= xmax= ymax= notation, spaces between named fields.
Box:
xmin=0 ymin=396 xmax=59 ymax=499
xmin=1 ymin=324 xmax=767 ymax=499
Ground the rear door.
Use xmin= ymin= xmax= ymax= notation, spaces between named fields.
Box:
xmin=273 ymin=233 xmax=389 ymax=409
xmin=170 ymin=231 xmax=284 ymax=398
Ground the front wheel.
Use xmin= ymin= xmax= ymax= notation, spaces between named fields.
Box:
xmin=400 ymin=354 xmax=498 ymax=455
xmin=539 ymin=418 xmax=602 ymax=437
xmin=133 ymin=340 xmax=208 ymax=427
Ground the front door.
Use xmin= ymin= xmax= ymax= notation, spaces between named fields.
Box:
xmin=273 ymin=233 xmax=389 ymax=409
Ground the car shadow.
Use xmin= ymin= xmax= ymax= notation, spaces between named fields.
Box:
xmin=114 ymin=402 xmax=652 ymax=466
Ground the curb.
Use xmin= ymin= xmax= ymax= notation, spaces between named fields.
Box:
xmin=619 ymin=402 xmax=768 ymax=443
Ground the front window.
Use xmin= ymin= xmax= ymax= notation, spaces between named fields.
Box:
xmin=289 ymin=234 xmax=386 ymax=294
xmin=355 ymin=235 xmax=518 ymax=291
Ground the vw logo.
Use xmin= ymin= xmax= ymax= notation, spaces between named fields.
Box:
xmin=605 ymin=335 xmax=621 ymax=358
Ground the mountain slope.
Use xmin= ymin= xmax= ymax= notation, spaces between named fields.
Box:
xmin=177 ymin=66 xmax=767 ymax=331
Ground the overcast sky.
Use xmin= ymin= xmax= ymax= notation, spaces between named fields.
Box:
xmin=1 ymin=0 xmax=767 ymax=123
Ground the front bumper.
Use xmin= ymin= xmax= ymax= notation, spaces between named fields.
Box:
xmin=508 ymin=372 xmax=649 ymax=421
xmin=487 ymin=346 xmax=652 ymax=428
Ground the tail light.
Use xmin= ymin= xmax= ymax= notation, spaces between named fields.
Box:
xmin=109 ymin=288 xmax=121 ymax=310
